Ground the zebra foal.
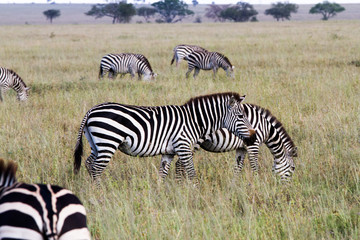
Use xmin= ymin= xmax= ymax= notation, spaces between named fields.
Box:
xmin=0 ymin=159 xmax=91 ymax=240
xmin=170 ymin=44 xmax=208 ymax=67
xmin=184 ymin=50 xmax=235 ymax=79
xmin=173 ymin=104 xmax=297 ymax=181
xmin=99 ymin=53 xmax=157 ymax=81
xmin=74 ymin=92 xmax=256 ymax=184
xmin=0 ymin=67 xmax=30 ymax=102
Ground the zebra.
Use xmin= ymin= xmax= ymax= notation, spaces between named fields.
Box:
xmin=98 ymin=53 xmax=157 ymax=81
xmin=0 ymin=159 xmax=91 ymax=240
xmin=184 ymin=50 xmax=235 ymax=79
xmin=74 ymin=92 xmax=256 ymax=184
xmin=0 ymin=67 xmax=30 ymax=102
xmin=172 ymin=103 xmax=297 ymax=181
xmin=170 ymin=44 xmax=208 ymax=67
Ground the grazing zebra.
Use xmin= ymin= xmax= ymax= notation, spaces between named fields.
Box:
xmin=99 ymin=53 xmax=156 ymax=81
xmin=184 ymin=50 xmax=235 ymax=78
xmin=0 ymin=159 xmax=91 ymax=240
xmin=170 ymin=44 xmax=208 ymax=67
xmin=74 ymin=92 xmax=256 ymax=184
xmin=0 ymin=67 xmax=30 ymax=102
xmin=173 ymin=104 xmax=297 ymax=181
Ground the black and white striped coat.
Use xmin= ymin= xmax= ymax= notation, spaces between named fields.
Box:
xmin=0 ymin=67 xmax=30 ymax=102
xmin=0 ymin=159 xmax=91 ymax=240
xmin=170 ymin=44 xmax=208 ymax=67
xmin=175 ymin=103 xmax=297 ymax=181
xmin=74 ymin=92 xmax=256 ymax=184
xmin=99 ymin=53 xmax=156 ymax=81
xmin=184 ymin=50 xmax=235 ymax=78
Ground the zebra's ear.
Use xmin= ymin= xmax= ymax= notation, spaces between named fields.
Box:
xmin=239 ymin=95 xmax=246 ymax=103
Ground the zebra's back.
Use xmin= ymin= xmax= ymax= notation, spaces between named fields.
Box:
xmin=0 ymin=160 xmax=91 ymax=240
xmin=171 ymin=44 xmax=208 ymax=65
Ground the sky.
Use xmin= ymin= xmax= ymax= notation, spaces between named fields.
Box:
xmin=0 ymin=0 xmax=359 ymax=4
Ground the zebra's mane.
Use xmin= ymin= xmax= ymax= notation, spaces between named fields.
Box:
xmin=8 ymin=69 xmax=27 ymax=87
xmin=247 ymin=103 xmax=296 ymax=153
xmin=214 ymin=52 xmax=233 ymax=67
xmin=132 ymin=53 xmax=154 ymax=73
xmin=184 ymin=92 xmax=241 ymax=106
xmin=176 ymin=44 xmax=207 ymax=51
xmin=0 ymin=158 xmax=18 ymax=189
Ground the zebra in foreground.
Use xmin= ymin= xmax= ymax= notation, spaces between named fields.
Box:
xmin=173 ymin=104 xmax=297 ymax=181
xmin=99 ymin=53 xmax=157 ymax=81
xmin=170 ymin=44 xmax=208 ymax=67
xmin=0 ymin=67 xmax=30 ymax=102
xmin=74 ymin=92 xmax=256 ymax=184
xmin=0 ymin=159 xmax=91 ymax=240
xmin=184 ymin=50 xmax=235 ymax=78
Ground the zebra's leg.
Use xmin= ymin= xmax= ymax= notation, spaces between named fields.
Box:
xmin=84 ymin=128 xmax=118 ymax=184
xmin=185 ymin=66 xmax=194 ymax=78
xmin=175 ymin=146 xmax=198 ymax=185
xmin=212 ymin=67 xmax=219 ymax=78
xmin=175 ymin=159 xmax=186 ymax=183
xmin=234 ymin=148 xmax=247 ymax=176
xmin=247 ymin=145 xmax=260 ymax=174
xmin=0 ymin=89 xmax=2 ymax=102
xmin=193 ymin=68 xmax=200 ymax=78
xmin=159 ymin=154 xmax=175 ymax=179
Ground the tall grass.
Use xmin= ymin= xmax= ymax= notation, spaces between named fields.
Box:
xmin=0 ymin=21 xmax=359 ymax=239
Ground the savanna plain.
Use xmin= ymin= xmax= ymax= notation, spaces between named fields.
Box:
xmin=0 ymin=21 xmax=359 ymax=239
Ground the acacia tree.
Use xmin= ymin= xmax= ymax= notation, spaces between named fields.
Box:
xmin=151 ymin=0 xmax=194 ymax=23
xmin=137 ymin=7 xmax=157 ymax=23
xmin=85 ymin=2 xmax=136 ymax=24
xmin=309 ymin=1 xmax=345 ymax=20
xmin=205 ymin=4 xmax=229 ymax=22
xmin=220 ymin=2 xmax=258 ymax=22
xmin=43 ymin=9 xmax=60 ymax=24
xmin=264 ymin=2 xmax=298 ymax=21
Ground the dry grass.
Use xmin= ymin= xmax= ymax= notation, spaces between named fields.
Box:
xmin=0 ymin=21 xmax=359 ymax=239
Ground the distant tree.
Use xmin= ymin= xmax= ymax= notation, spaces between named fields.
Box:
xmin=85 ymin=2 xmax=136 ymax=24
xmin=117 ymin=1 xmax=136 ymax=23
xmin=264 ymin=2 xmax=298 ymax=21
xmin=309 ymin=1 xmax=345 ymax=20
xmin=43 ymin=9 xmax=60 ymax=24
xmin=192 ymin=0 xmax=199 ymax=7
xmin=205 ymin=4 xmax=229 ymax=22
xmin=220 ymin=2 xmax=258 ymax=22
xmin=137 ymin=7 xmax=157 ymax=23
xmin=151 ymin=0 xmax=194 ymax=23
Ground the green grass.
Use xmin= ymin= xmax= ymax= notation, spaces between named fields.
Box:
xmin=0 ymin=21 xmax=359 ymax=239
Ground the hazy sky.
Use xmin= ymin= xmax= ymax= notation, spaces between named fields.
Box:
xmin=0 ymin=0 xmax=359 ymax=4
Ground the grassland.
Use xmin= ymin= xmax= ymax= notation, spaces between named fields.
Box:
xmin=0 ymin=21 xmax=359 ymax=239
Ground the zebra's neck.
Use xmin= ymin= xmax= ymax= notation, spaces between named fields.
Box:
xmin=185 ymin=93 xmax=233 ymax=137
xmin=246 ymin=103 xmax=296 ymax=158
xmin=9 ymin=71 xmax=27 ymax=94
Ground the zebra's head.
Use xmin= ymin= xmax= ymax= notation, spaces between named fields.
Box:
xmin=223 ymin=95 xmax=256 ymax=141
xmin=226 ymin=65 xmax=235 ymax=78
xmin=216 ymin=53 xmax=234 ymax=78
xmin=273 ymin=153 xmax=296 ymax=182
xmin=143 ymin=72 xmax=157 ymax=81
xmin=17 ymin=87 xmax=30 ymax=101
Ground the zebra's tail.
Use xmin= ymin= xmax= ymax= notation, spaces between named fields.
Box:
xmin=0 ymin=158 xmax=18 ymax=188
xmin=74 ymin=112 xmax=89 ymax=174
xmin=170 ymin=54 xmax=175 ymax=65
xmin=98 ymin=66 xmax=103 ymax=79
